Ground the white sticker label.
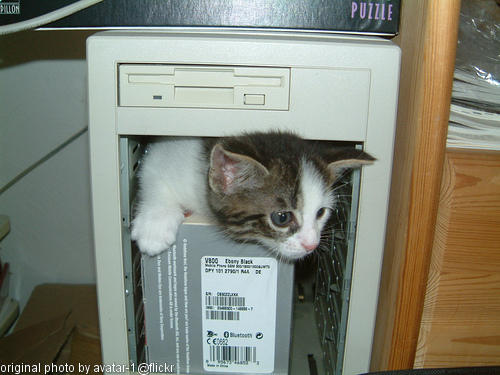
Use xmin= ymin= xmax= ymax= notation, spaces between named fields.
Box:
xmin=201 ymin=256 xmax=278 ymax=373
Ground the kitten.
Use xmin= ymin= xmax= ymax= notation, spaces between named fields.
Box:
xmin=131 ymin=131 xmax=374 ymax=260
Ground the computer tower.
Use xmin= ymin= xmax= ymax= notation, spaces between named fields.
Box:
xmin=87 ymin=30 xmax=400 ymax=375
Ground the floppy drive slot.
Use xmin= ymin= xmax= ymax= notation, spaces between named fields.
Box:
xmin=119 ymin=64 xmax=290 ymax=110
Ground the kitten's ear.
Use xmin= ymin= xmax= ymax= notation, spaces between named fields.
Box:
xmin=209 ymin=143 xmax=269 ymax=194
xmin=325 ymin=148 xmax=375 ymax=181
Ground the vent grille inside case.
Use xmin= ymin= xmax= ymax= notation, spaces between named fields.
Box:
xmin=315 ymin=167 xmax=361 ymax=375
xmin=119 ymin=137 xmax=147 ymax=365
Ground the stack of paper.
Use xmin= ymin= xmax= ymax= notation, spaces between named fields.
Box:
xmin=447 ymin=67 xmax=500 ymax=150
xmin=447 ymin=72 xmax=500 ymax=149
xmin=446 ymin=1 xmax=500 ymax=150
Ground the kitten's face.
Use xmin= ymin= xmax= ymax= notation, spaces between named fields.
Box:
xmin=254 ymin=159 xmax=335 ymax=260
xmin=206 ymin=132 xmax=373 ymax=260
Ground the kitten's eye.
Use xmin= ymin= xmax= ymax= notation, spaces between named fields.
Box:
xmin=270 ymin=211 xmax=294 ymax=227
xmin=316 ymin=208 xmax=328 ymax=219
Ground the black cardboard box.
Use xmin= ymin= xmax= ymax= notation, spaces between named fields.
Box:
xmin=1 ymin=0 xmax=400 ymax=35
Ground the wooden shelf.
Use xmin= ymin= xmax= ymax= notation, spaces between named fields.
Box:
xmin=371 ymin=0 xmax=500 ymax=370
xmin=415 ymin=148 xmax=500 ymax=368
xmin=371 ymin=0 xmax=461 ymax=370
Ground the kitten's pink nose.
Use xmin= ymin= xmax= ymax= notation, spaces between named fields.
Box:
xmin=301 ymin=241 xmax=318 ymax=252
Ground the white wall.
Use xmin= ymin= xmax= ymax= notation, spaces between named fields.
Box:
xmin=0 ymin=30 xmax=96 ymax=309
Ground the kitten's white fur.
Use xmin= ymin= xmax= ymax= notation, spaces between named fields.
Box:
xmin=131 ymin=138 xmax=210 ymax=256
xmin=132 ymin=138 xmax=334 ymax=259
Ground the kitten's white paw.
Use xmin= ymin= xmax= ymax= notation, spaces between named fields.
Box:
xmin=131 ymin=210 xmax=184 ymax=256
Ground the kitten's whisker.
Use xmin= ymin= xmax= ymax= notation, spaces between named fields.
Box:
xmin=331 ymin=183 xmax=350 ymax=193
xmin=333 ymin=194 xmax=353 ymax=199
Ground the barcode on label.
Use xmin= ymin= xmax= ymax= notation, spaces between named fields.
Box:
xmin=210 ymin=345 xmax=257 ymax=363
xmin=206 ymin=296 xmax=246 ymax=307
xmin=205 ymin=310 xmax=240 ymax=320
